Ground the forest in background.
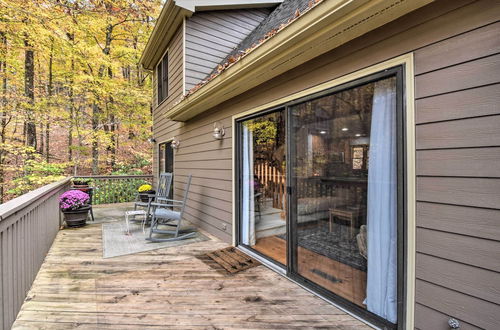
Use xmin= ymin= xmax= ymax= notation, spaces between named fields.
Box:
xmin=0 ymin=0 xmax=162 ymax=202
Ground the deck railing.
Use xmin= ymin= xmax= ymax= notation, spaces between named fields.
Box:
xmin=0 ymin=177 xmax=71 ymax=330
xmin=78 ymin=175 xmax=153 ymax=204
xmin=0 ymin=174 xmax=153 ymax=329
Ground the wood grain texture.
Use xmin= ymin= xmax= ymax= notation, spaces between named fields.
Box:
xmin=416 ymin=202 xmax=500 ymax=241
xmin=416 ymin=227 xmax=500 ymax=272
xmin=417 ymin=147 xmax=500 ymax=177
xmin=415 ymin=21 xmax=500 ymax=75
xmin=12 ymin=206 xmax=370 ymax=329
xmin=415 ymin=53 xmax=500 ymax=99
xmin=185 ymin=9 xmax=269 ymax=92
xmin=416 ymin=253 xmax=500 ymax=304
xmin=415 ymin=303 xmax=481 ymax=330
xmin=416 ymin=115 xmax=500 ymax=150
xmin=415 ymin=84 xmax=500 ymax=124
xmin=415 ymin=280 xmax=500 ymax=329
xmin=417 ymin=177 xmax=500 ymax=209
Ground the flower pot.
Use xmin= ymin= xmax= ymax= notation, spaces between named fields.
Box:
xmin=62 ymin=205 xmax=90 ymax=228
xmin=139 ymin=191 xmax=155 ymax=202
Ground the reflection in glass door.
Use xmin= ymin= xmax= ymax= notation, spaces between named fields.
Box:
xmin=289 ymin=75 xmax=399 ymax=324
xmin=239 ymin=110 xmax=287 ymax=265
xmin=159 ymin=141 xmax=174 ymax=199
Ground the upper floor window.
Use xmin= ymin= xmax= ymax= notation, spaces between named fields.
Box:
xmin=157 ymin=52 xmax=168 ymax=104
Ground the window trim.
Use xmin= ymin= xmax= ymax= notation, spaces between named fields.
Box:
xmin=232 ymin=54 xmax=416 ymax=329
xmin=155 ymin=48 xmax=169 ymax=107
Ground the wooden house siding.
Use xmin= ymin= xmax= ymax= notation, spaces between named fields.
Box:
xmin=184 ymin=9 xmax=270 ymax=93
xmin=152 ymin=26 xmax=184 ymax=179
xmin=154 ymin=0 xmax=500 ymax=327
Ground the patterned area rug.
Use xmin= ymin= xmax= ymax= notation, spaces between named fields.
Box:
xmin=280 ymin=221 xmax=367 ymax=271
xmin=102 ymin=221 xmax=209 ymax=258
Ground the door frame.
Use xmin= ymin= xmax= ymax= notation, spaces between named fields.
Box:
xmin=158 ymin=138 xmax=175 ymax=198
xmin=232 ymin=54 xmax=416 ymax=329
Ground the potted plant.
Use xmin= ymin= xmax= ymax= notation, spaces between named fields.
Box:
xmin=71 ymin=177 xmax=93 ymax=189
xmin=138 ymin=184 xmax=155 ymax=202
xmin=59 ymin=190 xmax=91 ymax=228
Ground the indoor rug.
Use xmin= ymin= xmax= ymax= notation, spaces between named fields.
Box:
xmin=279 ymin=221 xmax=367 ymax=271
xmin=102 ymin=221 xmax=209 ymax=258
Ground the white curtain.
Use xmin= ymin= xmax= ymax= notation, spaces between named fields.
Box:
xmin=366 ymin=78 xmax=397 ymax=323
xmin=241 ymin=125 xmax=255 ymax=246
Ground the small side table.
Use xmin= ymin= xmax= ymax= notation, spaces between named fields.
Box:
xmin=328 ymin=207 xmax=364 ymax=238
xmin=124 ymin=210 xmax=148 ymax=234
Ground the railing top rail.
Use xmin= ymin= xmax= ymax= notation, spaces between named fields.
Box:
xmin=76 ymin=175 xmax=153 ymax=179
xmin=0 ymin=177 xmax=71 ymax=222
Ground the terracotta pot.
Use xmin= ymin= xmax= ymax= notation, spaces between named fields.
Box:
xmin=62 ymin=205 xmax=90 ymax=228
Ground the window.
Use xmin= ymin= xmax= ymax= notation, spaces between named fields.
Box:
xmin=157 ymin=52 xmax=168 ymax=104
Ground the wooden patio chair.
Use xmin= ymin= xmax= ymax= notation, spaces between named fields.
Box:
xmin=133 ymin=172 xmax=173 ymax=223
xmin=146 ymin=175 xmax=195 ymax=242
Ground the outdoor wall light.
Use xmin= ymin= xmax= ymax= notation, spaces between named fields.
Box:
xmin=213 ymin=122 xmax=225 ymax=140
xmin=171 ymin=137 xmax=180 ymax=149
xmin=148 ymin=137 xmax=157 ymax=143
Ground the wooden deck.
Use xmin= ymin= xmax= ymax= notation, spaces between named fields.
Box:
xmin=12 ymin=204 xmax=371 ymax=329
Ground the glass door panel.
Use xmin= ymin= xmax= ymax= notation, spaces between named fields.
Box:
xmin=289 ymin=76 xmax=398 ymax=323
xmin=239 ymin=110 xmax=287 ymax=266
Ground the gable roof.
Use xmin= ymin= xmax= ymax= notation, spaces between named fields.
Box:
xmin=140 ymin=0 xmax=283 ymax=70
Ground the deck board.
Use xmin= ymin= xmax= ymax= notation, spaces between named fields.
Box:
xmin=12 ymin=204 xmax=371 ymax=329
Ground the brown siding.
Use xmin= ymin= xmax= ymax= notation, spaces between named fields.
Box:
xmin=185 ymin=9 xmax=270 ymax=92
xmin=152 ymin=26 xmax=184 ymax=180
xmin=155 ymin=0 xmax=500 ymax=327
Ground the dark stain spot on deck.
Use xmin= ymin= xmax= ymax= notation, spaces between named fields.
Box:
xmin=244 ymin=295 xmax=263 ymax=303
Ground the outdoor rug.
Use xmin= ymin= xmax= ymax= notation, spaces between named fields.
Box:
xmin=206 ymin=247 xmax=261 ymax=274
xmin=102 ymin=221 xmax=209 ymax=258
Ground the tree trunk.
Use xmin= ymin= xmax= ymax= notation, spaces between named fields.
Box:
xmin=24 ymin=35 xmax=36 ymax=150
xmin=0 ymin=32 xmax=8 ymax=203
xmin=46 ymin=39 xmax=53 ymax=162
xmin=67 ymin=33 xmax=75 ymax=162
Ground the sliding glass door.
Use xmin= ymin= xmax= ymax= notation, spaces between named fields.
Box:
xmin=238 ymin=109 xmax=287 ymax=265
xmin=237 ymin=68 xmax=403 ymax=327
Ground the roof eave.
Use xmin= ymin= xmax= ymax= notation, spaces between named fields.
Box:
xmin=166 ymin=0 xmax=434 ymax=121
xmin=140 ymin=1 xmax=192 ymax=71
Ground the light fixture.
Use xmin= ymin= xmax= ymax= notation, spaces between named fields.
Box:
xmin=341 ymin=127 xmax=349 ymax=132
xmin=319 ymin=130 xmax=327 ymax=135
xmin=213 ymin=122 xmax=225 ymax=140
xmin=355 ymin=133 xmax=362 ymax=137
xmin=171 ymin=137 xmax=180 ymax=149
xmin=148 ymin=137 xmax=157 ymax=143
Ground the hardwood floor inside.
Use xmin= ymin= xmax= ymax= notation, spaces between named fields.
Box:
xmin=12 ymin=204 xmax=371 ymax=329
xmin=252 ymin=235 xmax=367 ymax=307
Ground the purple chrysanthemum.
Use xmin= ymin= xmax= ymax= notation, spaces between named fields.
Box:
xmin=59 ymin=190 xmax=90 ymax=211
